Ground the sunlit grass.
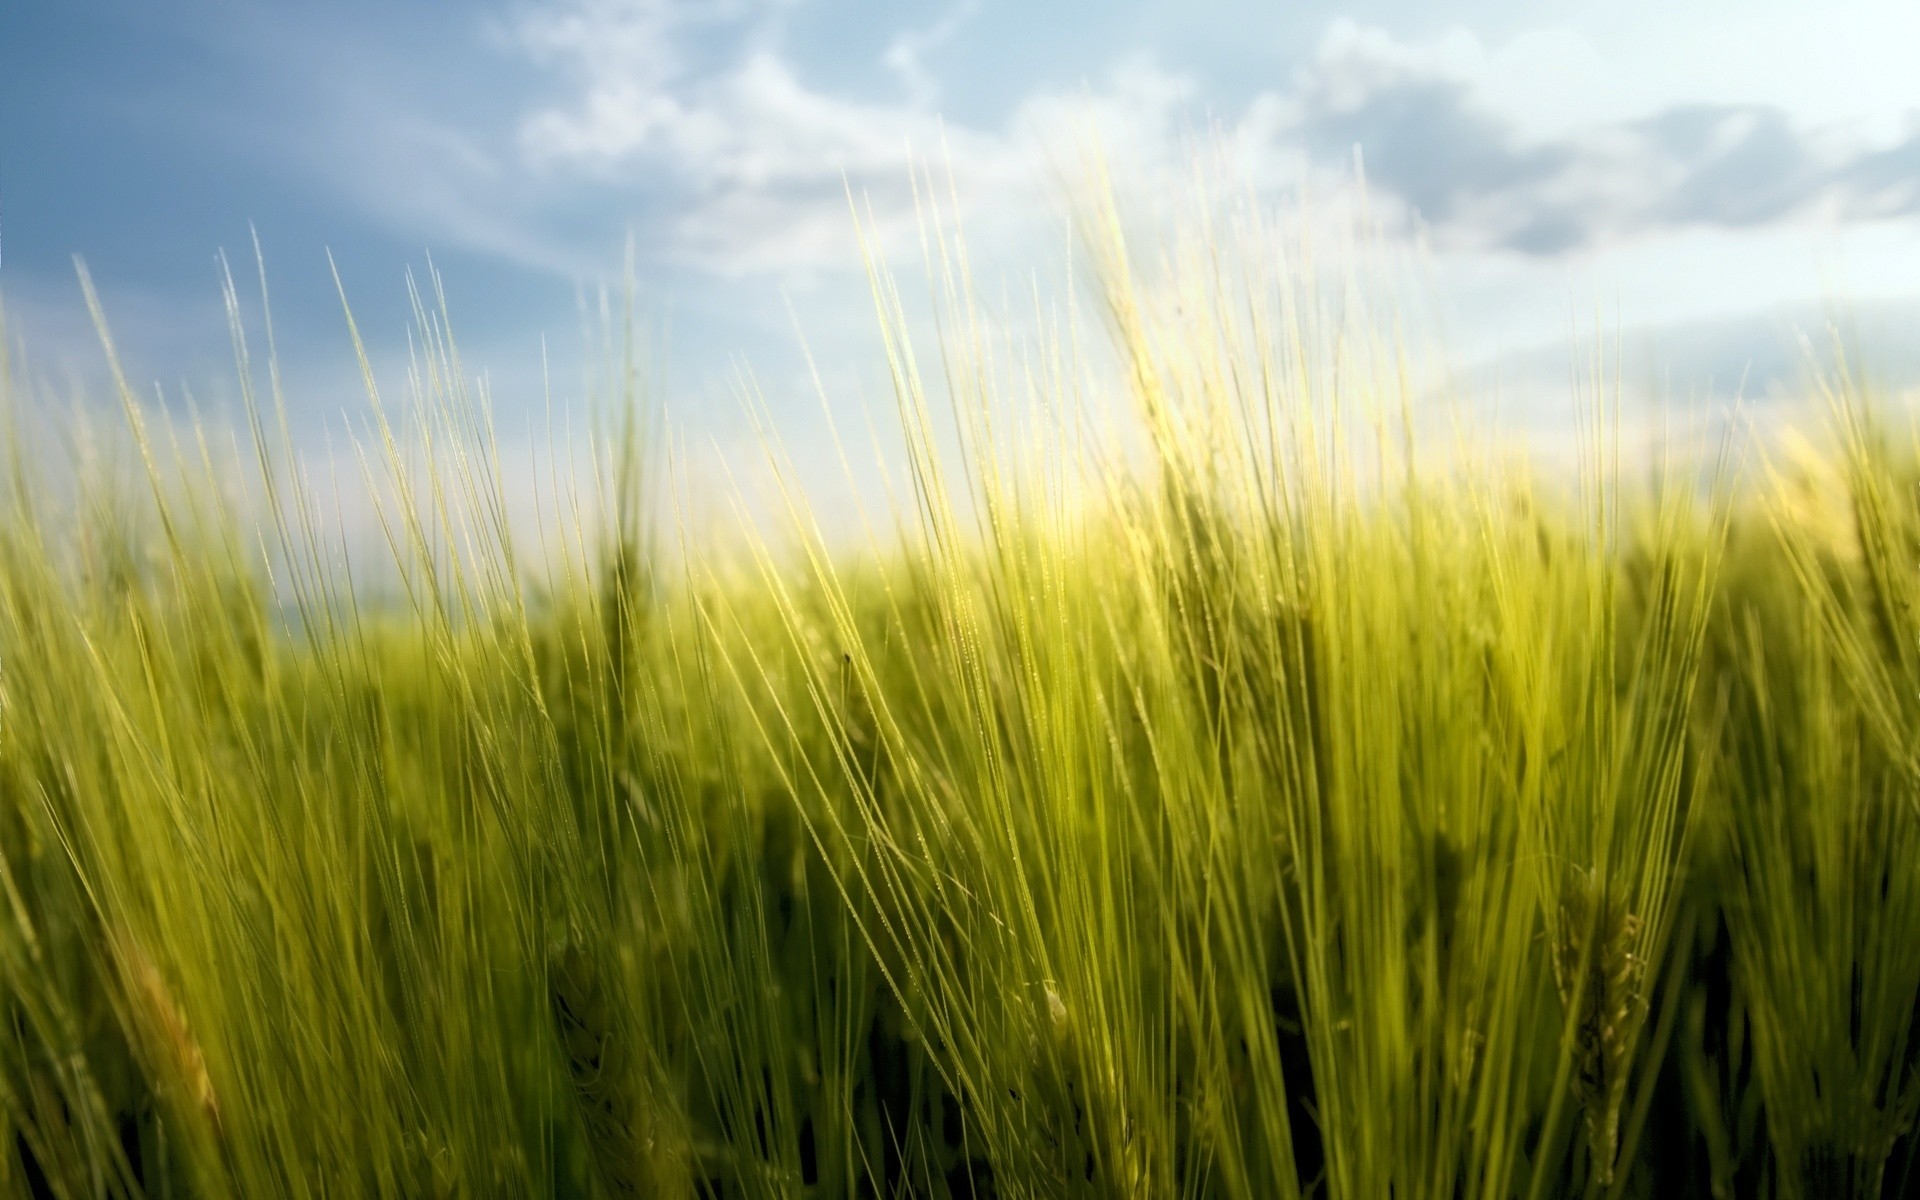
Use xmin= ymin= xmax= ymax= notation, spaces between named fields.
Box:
xmin=3 ymin=172 xmax=1920 ymax=1199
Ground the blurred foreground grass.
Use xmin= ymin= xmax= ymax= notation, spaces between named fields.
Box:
xmin=3 ymin=183 xmax=1920 ymax=1199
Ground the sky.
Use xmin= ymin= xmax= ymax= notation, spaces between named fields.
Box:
xmin=5 ymin=0 xmax=1920 ymax=539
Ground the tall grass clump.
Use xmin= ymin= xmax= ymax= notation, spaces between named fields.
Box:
xmin=2 ymin=166 xmax=1920 ymax=1198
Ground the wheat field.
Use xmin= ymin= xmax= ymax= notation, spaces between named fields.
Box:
xmin=2 ymin=179 xmax=1918 ymax=1199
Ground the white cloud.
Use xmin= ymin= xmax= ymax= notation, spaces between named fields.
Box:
xmin=505 ymin=5 xmax=1920 ymax=280
xmin=507 ymin=0 xmax=1218 ymax=274
xmin=1260 ymin=20 xmax=1920 ymax=255
xmin=882 ymin=1 xmax=980 ymax=110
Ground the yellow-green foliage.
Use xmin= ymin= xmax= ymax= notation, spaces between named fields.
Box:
xmin=0 ymin=187 xmax=1918 ymax=1200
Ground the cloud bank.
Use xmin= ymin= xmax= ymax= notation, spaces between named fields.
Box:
xmin=503 ymin=5 xmax=1920 ymax=271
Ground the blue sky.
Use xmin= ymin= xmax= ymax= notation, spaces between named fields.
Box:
xmin=6 ymin=0 xmax=1920 ymax=528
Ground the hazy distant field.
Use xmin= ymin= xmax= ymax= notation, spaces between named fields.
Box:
xmin=4 ymin=185 xmax=1919 ymax=1200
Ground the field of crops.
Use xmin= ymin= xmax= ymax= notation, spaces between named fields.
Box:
xmin=4 ymin=192 xmax=1920 ymax=1199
